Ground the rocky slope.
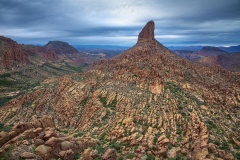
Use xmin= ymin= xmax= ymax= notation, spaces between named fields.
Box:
xmin=45 ymin=41 xmax=79 ymax=55
xmin=0 ymin=21 xmax=240 ymax=160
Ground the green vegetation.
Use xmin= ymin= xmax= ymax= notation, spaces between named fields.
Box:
xmin=0 ymin=144 xmax=14 ymax=160
xmin=0 ymin=97 xmax=13 ymax=108
xmin=99 ymin=132 xmax=107 ymax=141
xmin=109 ymin=141 xmax=123 ymax=152
xmin=102 ymin=109 xmax=111 ymax=120
xmin=153 ymin=132 xmax=162 ymax=144
xmin=0 ymin=60 xmax=86 ymax=109
xmin=64 ymin=62 xmax=82 ymax=72
xmin=74 ymin=152 xmax=80 ymax=160
xmin=74 ymin=131 xmax=84 ymax=138
xmin=80 ymin=97 xmax=89 ymax=107
xmin=233 ymin=152 xmax=240 ymax=160
xmin=93 ymin=144 xmax=105 ymax=154
xmin=99 ymin=96 xmax=107 ymax=107
xmin=99 ymin=95 xmax=117 ymax=109
xmin=118 ymin=156 xmax=124 ymax=160
xmin=219 ymin=141 xmax=230 ymax=151
xmin=0 ymin=123 xmax=13 ymax=132
xmin=146 ymin=154 xmax=155 ymax=160
xmin=213 ymin=140 xmax=221 ymax=146
xmin=126 ymin=153 xmax=135 ymax=159
xmin=205 ymin=120 xmax=217 ymax=130
xmin=0 ymin=79 xmax=14 ymax=86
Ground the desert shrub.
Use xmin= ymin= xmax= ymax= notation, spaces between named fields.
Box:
xmin=126 ymin=153 xmax=135 ymax=159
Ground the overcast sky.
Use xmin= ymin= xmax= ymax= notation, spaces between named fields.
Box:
xmin=0 ymin=0 xmax=240 ymax=46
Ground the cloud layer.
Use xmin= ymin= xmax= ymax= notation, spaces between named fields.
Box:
xmin=0 ymin=0 xmax=240 ymax=46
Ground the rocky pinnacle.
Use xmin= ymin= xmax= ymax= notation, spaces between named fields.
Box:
xmin=137 ymin=20 xmax=155 ymax=43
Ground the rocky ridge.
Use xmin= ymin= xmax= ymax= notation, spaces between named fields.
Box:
xmin=0 ymin=21 xmax=240 ymax=159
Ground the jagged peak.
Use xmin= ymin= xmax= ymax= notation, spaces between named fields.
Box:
xmin=137 ymin=20 xmax=155 ymax=43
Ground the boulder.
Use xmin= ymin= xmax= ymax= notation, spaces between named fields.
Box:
xmin=81 ymin=148 xmax=93 ymax=160
xmin=40 ymin=115 xmax=55 ymax=129
xmin=167 ymin=147 xmax=176 ymax=158
xmin=34 ymin=138 xmax=45 ymax=146
xmin=102 ymin=148 xmax=117 ymax=160
xmin=60 ymin=141 xmax=75 ymax=151
xmin=59 ymin=149 xmax=74 ymax=160
xmin=44 ymin=127 xmax=57 ymax=140
xmin=20 ymin=152 xmax=40 ymax=159
xmin=35 ymin=145 xmax=53 ymax=160
xmin=0 ymin=131 xmax=9 ymax=146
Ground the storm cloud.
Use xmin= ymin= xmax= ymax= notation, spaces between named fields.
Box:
xmin=0 ymin=0 xmax=240 ymax=46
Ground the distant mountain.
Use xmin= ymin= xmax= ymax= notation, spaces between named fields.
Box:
xmin=173 ymin=50 xmax=199 ymax=61
xmin=168 ymin=45 xmax=240 ymax=53
xmin=219 ymin=45 xmax=240 ymax=53
xmin=197 ymin=53 xmax=240 ymax=72
xmin=217 ymin=53 xmax=240 ymax=72
xmin=74 ymin=45 xmax=130 ymax=50
xmin=173 ymin=46 xmax=226 ymax=61
xmin=168 ymin=46 xmax=203 ymax=51
xmin=173 ymin=46 xmax=240 ymax=72
xmin=194 ymin=46 xmax=227 ymax=56
xmin=45 ymin=41 xmax=79 ymax=54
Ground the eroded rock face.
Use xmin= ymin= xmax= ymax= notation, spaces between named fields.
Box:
xmin=137 ymin=20 xmax=155 ymax=43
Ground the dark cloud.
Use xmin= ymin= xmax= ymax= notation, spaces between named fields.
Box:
xmin=0 ymin=0 xmax=239 ymax=46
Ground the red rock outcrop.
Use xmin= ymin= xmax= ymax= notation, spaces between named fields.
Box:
xmin=0 ymin=36 xmax=29 ymax=67
xmin=137 ymin=20 xmax=155 ymax=43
